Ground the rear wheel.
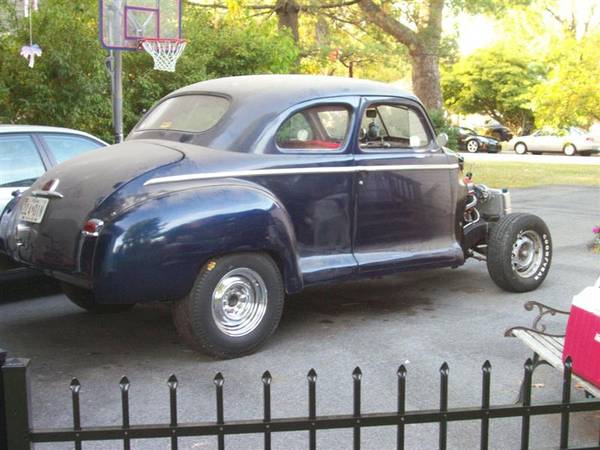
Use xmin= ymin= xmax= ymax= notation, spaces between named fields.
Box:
xmin=563 ymin=144 xmax=577 ymax=156
xmin=172 ymin=253 xmax=284 ymax=359
xmin=514 ymin=142 xmax=527 ymax=155
xmin=486 ymin=213 xmax=552 ymax=292
xmin=62 ymin=283 xmax=135 ymax=313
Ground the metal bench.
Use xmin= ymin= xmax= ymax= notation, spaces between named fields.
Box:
xmin=505 ymin=300 xmax=600 ymax=400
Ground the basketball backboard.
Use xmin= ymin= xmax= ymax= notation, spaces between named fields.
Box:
xmin=100 ymin=0 xmax=182 ymax=51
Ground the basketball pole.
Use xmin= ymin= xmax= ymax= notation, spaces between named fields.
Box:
xmin=109 ymin=49 xmax=124 ymax=144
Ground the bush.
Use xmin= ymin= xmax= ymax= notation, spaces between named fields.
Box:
xmin=428 ymin=109 xmax=459 ymax=151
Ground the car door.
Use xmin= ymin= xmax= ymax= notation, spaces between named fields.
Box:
xmin=38 ymin=133 xmax=106 ymax=165
xmin=531 ymin=130 xmax=560 ymax=152
xmin=257 ymin=98 xmax=359 ymax=286
xmin=353 ymin=97 xmax=463 ymax=274
xmin=0 ymin=133 xmax=50 ymax=213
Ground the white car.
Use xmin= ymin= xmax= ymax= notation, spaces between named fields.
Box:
xmin=0 ymin=125 xmax=108 ymax=213
xmin=0 ymin=125 xmax=107 ymax=280
xmin=511 ymin=127 xmax=600 ymax=156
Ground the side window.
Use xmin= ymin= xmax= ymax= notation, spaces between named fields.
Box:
xmin=359 ymin=103 xmax=430 ymax=150
xmin=276 ymin=105 xmax=350 ymax=151
xmin=41 ymin=134 xmax=103 ymax=165
xmin=0 ymin=134 xmax=46 ymax=188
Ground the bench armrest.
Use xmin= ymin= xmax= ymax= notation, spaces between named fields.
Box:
xmin=505 ymin=301 xmax=570 ymax=338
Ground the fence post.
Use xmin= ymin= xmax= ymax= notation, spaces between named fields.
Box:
xmin=0 ymin=349 xmax=7 ymax=450
xmin=2 ymin=357 xmax=32 ymax=450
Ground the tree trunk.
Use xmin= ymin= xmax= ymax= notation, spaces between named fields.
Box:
xmin=410 ymin=50 xmax=442 ymax=111
xmin=274 ymin=0 xmax=300 ymax=42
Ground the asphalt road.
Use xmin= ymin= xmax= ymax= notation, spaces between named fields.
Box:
xmin=462 ymin=150 xmax=600 ymax=165
xmin=1 ymin=185 xmax=599 ymax=450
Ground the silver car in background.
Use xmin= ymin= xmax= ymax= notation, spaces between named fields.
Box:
xmin=511 ymin=127 xmax=600 ymax=156
xmin=0 ymin=125 xmax=107 ymax=213
xmin=0 ymin=125 xmax=107 ymax=281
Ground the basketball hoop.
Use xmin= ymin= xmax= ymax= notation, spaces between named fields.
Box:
xmin=140 ymin=38 xmax=187 ymax=72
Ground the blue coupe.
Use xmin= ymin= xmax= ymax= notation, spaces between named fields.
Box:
xmin=0 ymin=76 xmax=552 ymax=358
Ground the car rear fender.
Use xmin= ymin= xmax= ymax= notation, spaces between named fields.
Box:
xmin=91 ymin=181 xmax=302 ymax=304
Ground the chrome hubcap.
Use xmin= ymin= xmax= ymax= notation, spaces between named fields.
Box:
xmin=511 ymin=230 xmax=543 ymax=278
xmin=211 ymin=268 xmax=268 ymax=337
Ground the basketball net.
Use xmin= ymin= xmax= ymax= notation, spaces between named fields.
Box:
xmin=141 ymin=39 xmax=187 ymax=72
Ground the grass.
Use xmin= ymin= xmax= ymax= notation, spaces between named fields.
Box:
xmin=464 ymin=161 xmax=600 ymax=188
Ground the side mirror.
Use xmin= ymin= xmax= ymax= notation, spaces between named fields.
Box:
xmin=436 ymin=133 xmax=448 ymax=147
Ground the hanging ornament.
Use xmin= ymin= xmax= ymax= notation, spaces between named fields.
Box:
xmin=20 ymin=44 xmax=42 ymax=68
xmin=21 ymin=0 xmax=41 ymax=68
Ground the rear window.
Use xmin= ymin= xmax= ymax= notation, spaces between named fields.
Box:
xmin=138 ymin=95 xmax=229 ymax=133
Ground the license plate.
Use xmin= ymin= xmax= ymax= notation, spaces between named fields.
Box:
xmin=19 ymin=197 xmax=49 ymax=224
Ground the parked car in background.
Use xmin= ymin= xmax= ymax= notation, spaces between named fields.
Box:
xmin=0 ymin=125 xmax=107 ymax=280
xmin=0 ymin=76 xmax=553 ymax=358
xmin=481 ymin=121 xmax=513 ymax=142
xmin=455 ymin=127 xmax=501 ymax=153
xmin=511 ymin=127 xmax=600 ymax=156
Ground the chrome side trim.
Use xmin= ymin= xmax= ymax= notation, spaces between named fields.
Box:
xmin=144 ymin=163 xmax=460 ymax=186
xmin=31 ymin=190 xmax=64 ymax=199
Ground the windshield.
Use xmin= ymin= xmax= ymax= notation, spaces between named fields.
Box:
xmin=137 ymin=95 xmax=230 ymax=133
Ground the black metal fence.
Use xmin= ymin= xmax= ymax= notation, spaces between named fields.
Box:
xmin=2 ymin=349 xmax=600 ymax=450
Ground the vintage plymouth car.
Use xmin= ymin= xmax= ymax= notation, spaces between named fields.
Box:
xmin=0 ymin=76 xmax=552 ymax=358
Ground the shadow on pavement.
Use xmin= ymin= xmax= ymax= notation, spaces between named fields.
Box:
xmin=0 ymin=276 xmax=61 ymax=304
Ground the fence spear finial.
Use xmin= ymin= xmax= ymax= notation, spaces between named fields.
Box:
xmin=440 ymin=362 xmax=449 ymax=375
xmin=167 ymin=374 xmax=178 ymax=390
xmin=262 ymin=370 xmax=272 ymax=385
xmin=482 ymin=360 xmax=492 ymax=372
xmin=119 ymin=376 xmax=130 ymax=392
xmin=70 ymin=378 xmax=81 ymax=393
xmin=214 ymin=372 xmax=225 ymax=387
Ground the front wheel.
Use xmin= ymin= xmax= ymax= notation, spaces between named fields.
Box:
xmin=486 ymin=213 xmax=552 ymax=292
xmin=466 ymin=139 xmax=480 ymax=153
xmin=514 ymin=142 xmax=527 ymax=155
xmin=62 ymin=283 xmax=135 ymax=313
xmin=172 ymin=253 xmax=285 ymax=358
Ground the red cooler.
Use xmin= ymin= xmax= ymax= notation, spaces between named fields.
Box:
xmin=563 ymin=276 xmax=600 ymax=387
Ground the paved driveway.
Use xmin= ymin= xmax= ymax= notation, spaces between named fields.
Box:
xmin=1 ymin=185 xmax=599 ymax=449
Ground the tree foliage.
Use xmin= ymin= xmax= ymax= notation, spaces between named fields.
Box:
xmin=0 ymin=0 xmax=298 ymax=142
xmin=531 ymin=32 xmax=600 ymax=128
xmin=441 ymin=44 xmax=545 ymax=133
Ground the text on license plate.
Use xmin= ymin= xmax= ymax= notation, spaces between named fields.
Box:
xmin=19 ymin=197 xmax=49 ymax=224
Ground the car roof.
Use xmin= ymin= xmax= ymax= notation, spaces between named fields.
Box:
xmin=173 ymin=74 xmax=418 ymax=104
xmin=0 ymin=125 xmax=108 ymax=144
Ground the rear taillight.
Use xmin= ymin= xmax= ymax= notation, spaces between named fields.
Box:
xmin=82 ymin=219 xmax=104 ymax=237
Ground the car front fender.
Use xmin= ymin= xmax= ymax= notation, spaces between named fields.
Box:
xmin=91 ymin=182 xmax=302 ymax=304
